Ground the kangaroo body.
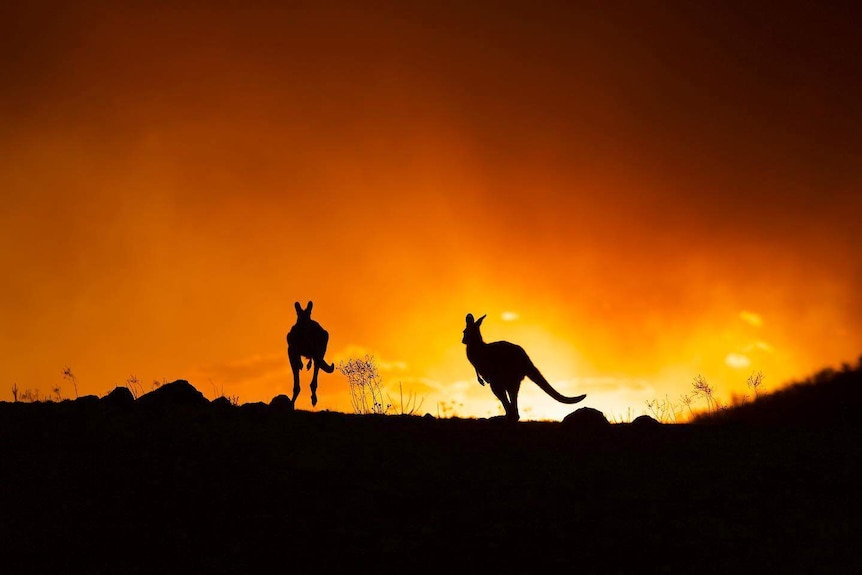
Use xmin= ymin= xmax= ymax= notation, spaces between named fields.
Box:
xmin=463 ymin=313 xmax=585 ymax=422
xmin=287 ymin=301 xmax=335 ymax=407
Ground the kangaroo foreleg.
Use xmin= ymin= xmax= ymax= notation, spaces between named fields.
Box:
xmin=474 ymin=367 xmax=485 ymax=386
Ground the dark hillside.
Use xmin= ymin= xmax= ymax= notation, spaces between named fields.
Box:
xmin=693 ymin=358 xmax=862 ymax=427
xmin=1 ymin=377 xmax=859 ymax=574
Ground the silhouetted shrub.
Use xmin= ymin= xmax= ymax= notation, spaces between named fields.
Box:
xmin=338 ymin=355 xmax=390 ymax=415
xmin=645 ymin=395 xmax=680 ymax=423
xmin=62 ymin=366 xmax=78 ymax=399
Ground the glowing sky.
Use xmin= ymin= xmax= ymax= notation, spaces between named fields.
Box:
xmin=2 ymin=2 xmax=860 ymax=419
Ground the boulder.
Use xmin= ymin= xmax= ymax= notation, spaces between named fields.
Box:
xmin=239 ymin=401 xmax=269 ymax=418
xmin=562 ymin=407 xmax=611 ymax=432
xmin=211 ymin=396 xmax=234 ymax=409
xmin=137 ymin=379 xmax=209 ymax=408
xmin=631 ymin=414 xmax=662 ymax=430
xmin=102 ymin=386 xmax=135 ymax=407
xmin=74 ymin=394 xmax=101 ymax=407
xmin=270 ymin=394 xmax=294 ymax=413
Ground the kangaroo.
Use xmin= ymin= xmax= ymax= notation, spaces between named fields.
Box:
xmin=287 ymin=301 xmax=335 ymax=407
xmin=462 ymin=313 xmax=586 ymax=422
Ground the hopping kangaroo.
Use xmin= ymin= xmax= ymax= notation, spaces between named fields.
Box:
xmin=462 ymin=313 xmax=586 ymax=422
xmin=287 ymin=301 xmax=335 ymax=407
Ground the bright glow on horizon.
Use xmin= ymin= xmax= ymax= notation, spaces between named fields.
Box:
xmin=1 ymin=2 xmax=860 ymax=423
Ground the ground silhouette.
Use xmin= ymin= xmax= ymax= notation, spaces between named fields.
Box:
xmin=694 ymin=362 xmax=862 ymax=427
xmin=462 ymin=312 xmax=586 ymax=422
xmin=1 ymin=364 xmax=860 ymax=573
xmin=286 ymin=300 xmax=334 ymax=407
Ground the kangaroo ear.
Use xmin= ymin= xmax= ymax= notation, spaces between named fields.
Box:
xmin=294 ymin=302 xmax=302 ymax=314
xmin=477 ymin=314 xmax=486 ymax=326
xmin=466 ymin=313 xmax=475 ymax=325
xmin=306 ymin=301 xmax=313 ymax=313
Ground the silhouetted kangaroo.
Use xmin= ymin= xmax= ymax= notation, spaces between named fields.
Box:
xmin=287 ymin=301 xmax=335 ymax=407
xmin=462 ymin=313 xmax=586 ymax=422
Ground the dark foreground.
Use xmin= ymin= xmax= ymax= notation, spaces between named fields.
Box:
xmin=1 ymin=399 xmax=858 ymax=574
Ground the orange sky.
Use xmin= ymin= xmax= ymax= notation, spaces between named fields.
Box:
xmin=2 ymin=1 xmax=861 ymax=420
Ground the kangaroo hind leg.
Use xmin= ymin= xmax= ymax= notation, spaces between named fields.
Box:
xmin=506 ymin=384 xmax=521 ymax=423
xmin=310 ymin=363 xmax=321 ymax=407
xmin=317 ymin=330 xmax=335 ymax=374
xmin=490 ymin=380 xmax=518 ymax=422
xmin=289 ymin=349 xmax=303 ymax=404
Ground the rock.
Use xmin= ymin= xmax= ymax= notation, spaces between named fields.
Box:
xmin=211 ymin=396 xmax=234 ymax=409
xmin=137 ymin=380 xmax=209 ymax=408
xmin=631 ymin=415 xmax=662 ymax=430
xmin=239 ymin=401 xmax=269 ymax=418
xmin=74 ymin=394 xmax=101 ymax=407
xmin=562 ymin=407 xmax=611 ymax=432
xmin=102 ymin=386 xmax=135 ymax=407
xmin=270 ymin=394 xmax=294 ymax=413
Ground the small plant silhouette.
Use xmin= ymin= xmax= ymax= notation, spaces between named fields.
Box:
xmin=747 ymin=370 xmax=765 ymax=399
xmin=645 ymin=395 xmax=679 ymax=423
xmin=641 ymin=371 xmax=769 ymax=423
xmin=11 ymin=383 xmax=18 ymax=403
xmin=338 ymin=355 xmax=390 ymax=415
xmin=62 ymin=366 xmax=78 ymax=399
xmin=209 ymin=378 xmax=240 ymax=406
xmin=126 ymin=375 xmax=142 ymax=399
xmin=680 ymin=393 xmax=695 ymax=419
xmin=390 ymin=381 xmax=425 ymax=416
xmin=691 ymin=374 xmax=719 ymax=414
xmin=607 ymin=407 xmax=636 ymax=424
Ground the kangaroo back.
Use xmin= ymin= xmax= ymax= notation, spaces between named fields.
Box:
xmin=477 ymin=341 xmax=532 ymax=379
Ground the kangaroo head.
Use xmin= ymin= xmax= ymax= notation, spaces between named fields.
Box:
xmin=294 ymin=301 xmax=314 ymax=322
xmin=462 ymin=313 xmax=486 ymax=345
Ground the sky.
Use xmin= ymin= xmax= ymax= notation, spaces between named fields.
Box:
xmin=2 ymin=1 xmax=861 ymax=420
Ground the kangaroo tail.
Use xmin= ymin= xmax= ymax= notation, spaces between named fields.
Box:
xmin=528 ymin=364 xmax=586 ymax=404
xmin=317 ymin=358 xmax=335 ymax=374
